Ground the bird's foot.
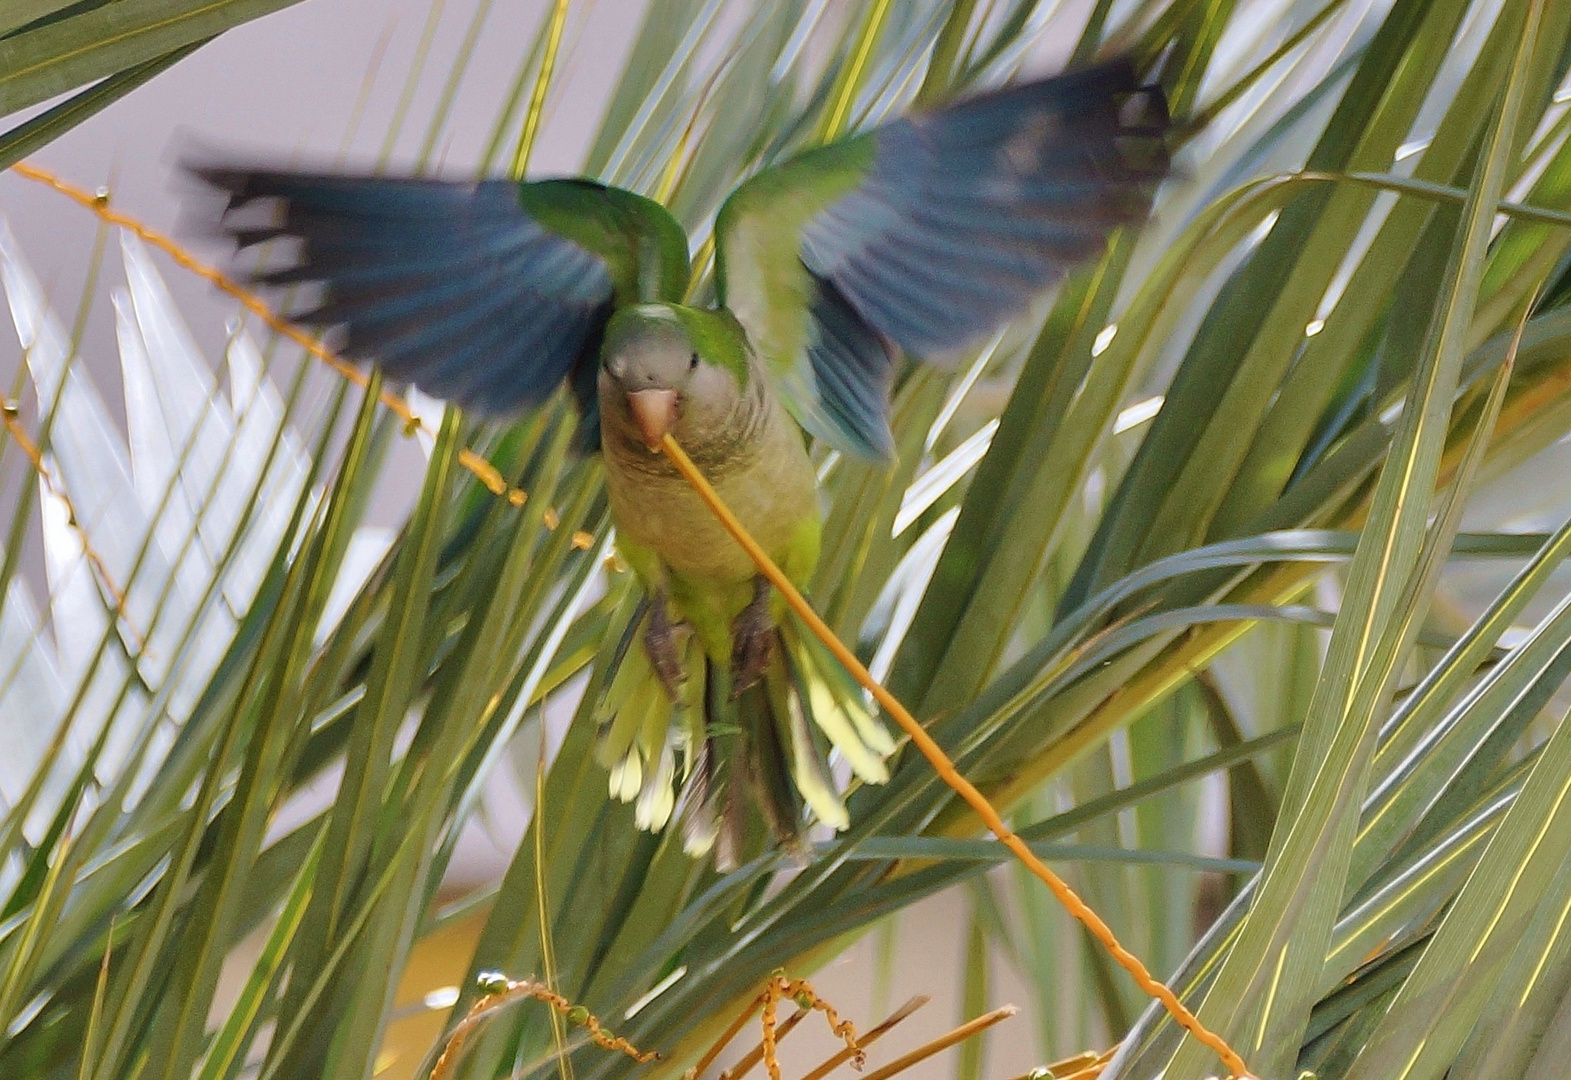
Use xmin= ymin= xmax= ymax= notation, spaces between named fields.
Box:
xmin=730 ymin=577 xmax=776 ymax=695
xmin=644 ymin=594 xmax=688 ymax=701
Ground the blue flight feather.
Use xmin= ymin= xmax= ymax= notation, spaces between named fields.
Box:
xmin=193 ymin=169 xmax=614 ymax=421
xmin=800 ymin=60 xmax=1168 ymax=360
xmin=774 ymin=60 xmax=1168 ymax=457
xmin=803 ymin=274 xmax=896 ymax=459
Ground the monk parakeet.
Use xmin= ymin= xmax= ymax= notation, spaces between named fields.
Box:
xmin=197 ymin=58 xmax=1169 ymax=855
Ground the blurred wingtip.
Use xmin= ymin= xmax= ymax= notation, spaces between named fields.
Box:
xmin=173 ymin=142 xmax=282 ymax=259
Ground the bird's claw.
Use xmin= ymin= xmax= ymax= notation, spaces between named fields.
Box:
xmin=730 ymin=578 xmax=775 ymax=694
xmin=644 ymin=596 xmax=688 ymax=701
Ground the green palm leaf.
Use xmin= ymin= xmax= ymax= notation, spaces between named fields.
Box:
xmin=7 ymin=3 xmax=1571 ymax=1080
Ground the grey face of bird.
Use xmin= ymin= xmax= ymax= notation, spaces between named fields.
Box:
xmin=599 ymin=313 xmax=741 ymax=452
xmin=600 ymin=317 xmax=693 ymax=451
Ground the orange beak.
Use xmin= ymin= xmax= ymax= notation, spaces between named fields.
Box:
xmin=627 ymin=388 xmax=679 ymax=451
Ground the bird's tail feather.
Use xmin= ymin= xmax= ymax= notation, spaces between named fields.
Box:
xmin=595 ymin=605 xmax=893 ymax=860
xmin=595 ymin=604 xmax=703 ymax=831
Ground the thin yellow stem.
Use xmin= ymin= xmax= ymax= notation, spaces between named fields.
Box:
xmin=821 ymin=0 xmax=894 ymax=142
xmin=854 ymin=1005 xmax=1017 ymax=1080
xmin=655 ymin=59 xmax=724 ymax=207
xmin=0 ymin=403 xmax=142 ymax=647
xmin=716 ymin=1007 xmax=808 ymax=1080
xmin=536 ymin=737 xmax=571 ymax=1080
xmin=685 ymin=235 xmax=716 ymax=302
xmin=685 ymin=992 xmax=763 ymax=1080
xmin=759 ymin=981 xmax=780 ymax=1080
xmin=512 ymin=0 xmax=573 ymax=180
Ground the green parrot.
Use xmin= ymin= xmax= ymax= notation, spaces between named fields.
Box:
xmin=197 ymin=58 xmax=1169 ymax=855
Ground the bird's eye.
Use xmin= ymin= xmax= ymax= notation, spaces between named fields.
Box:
xmin=689 ymin=352 xmax=700 ymax=370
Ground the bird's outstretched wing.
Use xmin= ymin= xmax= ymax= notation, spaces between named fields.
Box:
xmin=714 ymin=58 xmax=1169 ymax=458
xmin=193 ymin=169 xmax=689 ymax=430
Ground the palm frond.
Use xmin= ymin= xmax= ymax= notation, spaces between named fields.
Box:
xmin=6 ymin=3 xmax=1571 ymax=1080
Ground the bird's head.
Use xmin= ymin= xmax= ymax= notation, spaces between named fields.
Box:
xmin=600 ymin=304 xmax=749 ymax=452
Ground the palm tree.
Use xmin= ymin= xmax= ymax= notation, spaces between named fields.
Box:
xmin=4 ymin=2 xmax=1571 ymax=1079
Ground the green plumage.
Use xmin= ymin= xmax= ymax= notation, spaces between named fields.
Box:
xmin=518 ymin=181 xmax=690 ymax=304
xmin=198 ymin=58 xmax=1170 ymax=853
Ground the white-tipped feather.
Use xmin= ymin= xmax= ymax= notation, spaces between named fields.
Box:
xmin=635 ymin=741 xmax=678 ymax=830
xmin=609 ymin=753 xmax=643 ymax=803
xmin=784 ymin=690 xmax=850 ymax=831
xmin=786 ymin=626 xmax=892 ymax=781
